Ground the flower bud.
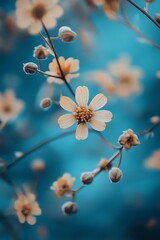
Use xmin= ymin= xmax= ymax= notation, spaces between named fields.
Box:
xmin=150 ymin=116 xmax=160 ymax=124
xmin=31 ymin=159 xmax=45 ymax=172
xmin=81 ymin=172 xmax=94 ymax=184
xmin=33 ymin=45 xmax=50 ymax=60
xmin=62 ymin=202 xmax=78 ymax=215
xmin=109 ymin=167 xmax=122 ymax=183
xmin=58 ymin=26 xmax=77 ymax=42
xmin=99 ymin=158 xmax=112 ymax=170
xmin=40 ymin=98 xmax=52 ymax=109
xmin=23 ymin=62 xmax=38 ymax=74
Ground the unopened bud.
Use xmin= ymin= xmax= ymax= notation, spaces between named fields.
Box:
xmin=58 ymin=26 xmax=77 ymax=42
xmin=81 ymin=172 xmax=94 ymax=184
xmin=109 ymin=167 xmax=122 ymax=183
xmin=62 ymin=202 xmax=78 ymax=215
xmin=40 ymin=98 xmax=52 ymax=109
xmin=31 ymin=159 xmax=45 ymax=172
xmin=155 ymin=14 xmax=160 ymax=24
xmin=150 ymin=116 xmax=160 ymax=124
xmin=23 ymin=62 xmax=38 ymax=74
xmin=33 ymin=45 xmax=50 ymax=60
xmin=99 ymin=158 xmax=112 ymax=170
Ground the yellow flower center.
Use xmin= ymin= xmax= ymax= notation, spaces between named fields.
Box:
xmin=21 ymin=205 xmax=31 ymax=217
xmin=75 ymin=107 xmax=92 ymax=124
xmin=31 ymin=3 xmax=46 ymax=20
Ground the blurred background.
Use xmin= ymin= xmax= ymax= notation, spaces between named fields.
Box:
xmin=0 ymin=0 xmax=160 ymax=239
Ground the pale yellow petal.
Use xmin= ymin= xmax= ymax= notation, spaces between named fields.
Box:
xmin=90 ymin=119 xmax=106 ymax=131
xmin=17 ymin=212 xmax=25 ymax=224
xmin=59 ymin=96 xmax=77 ymax=112
xmin=89 ymin=94 xmax=107 ymax=111
xmin=58 ymin=114 xmax=76 ymax=129
xmin=75 ymin=123 xmax=88 ymax=140
xmin=26 ymin=215 xmax=36 ymax=225
xmin=92 ymin=110 xmax=112 ymax=122
xmin=28 ymin=20 xmax=42 ymax=34
xmin=75 ymin=86 xmax=89 ymax=107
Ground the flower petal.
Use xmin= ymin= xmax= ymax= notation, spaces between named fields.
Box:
xmin=89 ymin=94 xmax=107 ymax=111
xmin=90 ymin=119 xmax=106 ymax=131
xmin=75 ymin=86 xmax=89 ymax=107
xmin=58 ymin=114 xmax=76 ymax=129
xmin=26 ymin=215 xmax=36 ymax=225
xmin=59 ymin=96 xmax=77 ymax=112
xmin=92 ymin=110 xmax=113 ymax=122
xmin=75 ymin=123 xmax=88 ymax=140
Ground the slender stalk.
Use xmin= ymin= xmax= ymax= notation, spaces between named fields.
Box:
xmin=41 ymin=21 xmax=75 ymax=97
xmin=138 ymin=122 xmax=160 ymax=137
xmin=36 ymin=69 xmax=62 ymax=79
xmin=38 ymin=59 xmax=42 ymax=71
xmin=121 ymin=0 xmax=160 ymax=49
xmin=70 ymin=147 xmax=123 ymax=199
xmin=127 ymin=0 xmax=160 ymax=29
xmin=0 ymin=130 xmax=116 ymax=175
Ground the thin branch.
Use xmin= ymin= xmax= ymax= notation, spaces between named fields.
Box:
xmin=121 ymin=0 xmax=160 ymax=49
xmin=127 ymin=0 xmax=160 ymax=29
xmin=41 ymin=21 xmax=75 ymax=97
xmin=36 ymin=69 xmax=63 ymax=79
xmin=138 ymin=122 xmax=160 ymax=137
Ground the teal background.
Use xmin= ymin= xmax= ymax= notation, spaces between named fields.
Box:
xmin=0 ymin=0 xmax=160 ymax=239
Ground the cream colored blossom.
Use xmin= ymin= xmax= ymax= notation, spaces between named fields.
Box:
xmin=145 ymin=150 xmax=160 ymax=169
xmin=58 ymin=86 xmax=113 ymax=140
xmin=0 ymin=89 xmax=24 ymax=128
xmin=16 ymin=0 xmax=63 ymax=34
xmin=94 ymin=56 xmax=142 ymax=98
xmin=14 ymin=193 xmax=42 ymax=225
xmin=50 ymin=173 xmax=75 ymax=198
xmin=118 ymin=129 xmax=140 ymax=149
xmin=47 ymin=57 xmax=79 ymax=84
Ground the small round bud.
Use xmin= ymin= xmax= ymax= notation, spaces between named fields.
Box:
xmin=150 ymin=116 xmax=160 ymax=124
xmin=109 ymin=167 xmax=122 ymax=183
xmin=99 ymin=158 xmax=112 ymax=170
xmin=81 ymin=172 xmax=94 ymax=184
xmin=23 ymin=62 xmax=38 ymax=74
xmin=40 ymin=98 xmax=52 ymax=109
xmin=33 ymin=45 xmax=50 ymax=60
xmin=31 ymin=159 xmax=45 ymax=172
xmin=62 ymin=202 xmax=78 ymax=215
xmin=58 ymin=26 xmax=77 ymax=42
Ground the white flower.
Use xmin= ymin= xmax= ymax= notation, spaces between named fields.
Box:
xmin=58 ymin=86 xmax=113 ymax=140
xmin=0 ymin=89 xmax=24 ymax=128
xmin=14 ymin=193 xmax=42 ymax=225
xmin=16 ymin=0 xmax=63 ymax=34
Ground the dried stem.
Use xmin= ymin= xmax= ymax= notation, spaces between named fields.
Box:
xmin=36 ymin=69 xmax=62 ymax=79
xmin=41 ymin=21 xmax=75 ymax=97
xmin=127 ymin=0 xmax=160 ymax=29
xmin=121 ymin=0 xmax=160 ymax=49
xmin=137 ymin=121 xmax=160 ymax=137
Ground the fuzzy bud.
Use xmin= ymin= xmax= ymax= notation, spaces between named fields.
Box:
xmin=23 ymin=62 xmax=38 ymax=74
xmin=99 ymin=158 xmax=112 ymax=170
xmin=58 ymin=26 xmax=77 ymax=42
xmin=81 ymin=172 xmax=94 ymax=184
xmin=109 ymin=167 xmax=122 ymax=183
xmin=62 ymin=202 xmax=78 ymax=215
xmin=40 ymin=98 xmax=52 ymax=109
xmin=33 ymin=45 xmax=50 ymax=60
